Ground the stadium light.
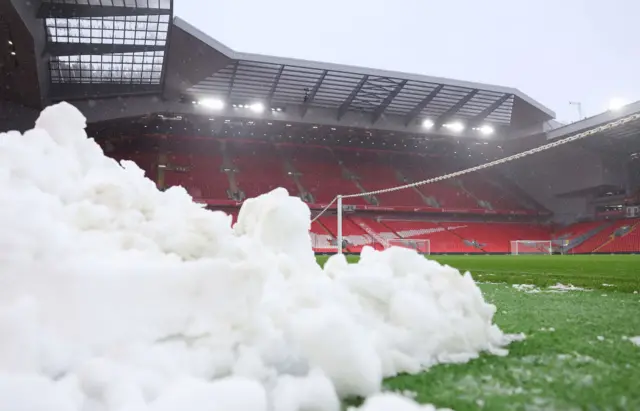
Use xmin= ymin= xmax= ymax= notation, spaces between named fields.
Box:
xmin=608 ymin=98 xmax=628 ymax=111
xmin=422 ymin=119 xmax=434 ymax=129
xmin=477 ymin=125 xmax=495 ymax=136
xmin=250 ymin=103 xmax=265 ymax=113
xmin=199 ymin=98 xmax=225 ymax=110
xmin=444 ymin=121 xmax=465 ymax=132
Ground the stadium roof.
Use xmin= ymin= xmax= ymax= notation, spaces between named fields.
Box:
xmin=4 ymin=0 xmax=555 ymax=137
xmin=547 ymin=100 xmax=640 ymax=157
xmin=172 ymin=18 xmax=555 ymax=131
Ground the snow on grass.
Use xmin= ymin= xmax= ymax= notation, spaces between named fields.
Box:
xmin=547 ymin=283 xmax=589 ymax=292
xmin=0 ymin=103 xmax=522 ymax=410
xmin=512 ymin=284 xmax=540 ymax=293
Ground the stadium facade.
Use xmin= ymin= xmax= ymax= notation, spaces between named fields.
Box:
xmin=2 ymin=0 xmax=640 ymax=254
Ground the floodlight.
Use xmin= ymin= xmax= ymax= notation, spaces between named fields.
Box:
xmin=478 ymin=125 xmax=494 ymax=136
xmin=444 ymin=121 xmax=465 ymax=132
xmin=250 ymin=102 xmax=265 ymax=113
xmin=609 ymin=98 xmax=628 ymax=111
xmin=199 ymin=98 xmax=224 ymax=110
xmin=422 ymin=119 xmax=434 ymax=129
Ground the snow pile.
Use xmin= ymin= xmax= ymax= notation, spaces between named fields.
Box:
xmin=0 ymin=103 xmax=521 ymax=410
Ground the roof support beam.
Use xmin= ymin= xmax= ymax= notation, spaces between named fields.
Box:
xmin=403 ymin=84 xmax=443 ymax=126
xmin=45 ymin=43 xmax=164 ymax=56
xmin=37 ymin=2 xmax=169 ymax=18
xmin=468 ymin=93 xmax=512 ymax=127
xmin=49 ymin=83 xmax=162 ymax=101
xmin=300 ymin=70 xmax=328 ymax=117
xmin=227 ymin=61 xmax=240 ymax=100
xmin=266 ymin=65 xmax=285 ymax=106
xmin=371 ymin=79 xmax=407 ymax=124
xmin=434 ymin=89 xmax=479 ymax=129
xmin=337 ymin=75 xmax=368 ymax=121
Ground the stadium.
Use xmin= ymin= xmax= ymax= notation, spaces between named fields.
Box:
xmin=1 ymin=0 xmax=639 ymax=410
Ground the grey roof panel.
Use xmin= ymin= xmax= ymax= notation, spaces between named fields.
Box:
xmin=174 ymin=17 xmax=554 ymax=128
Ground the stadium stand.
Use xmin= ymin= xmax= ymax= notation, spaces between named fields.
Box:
xmin=106 ymin=137 xmax=640 ymax=255
xmin=5 ymin=0 xmax=640 ymax=257
xmin=590 ymin=219 xmax=640 ymax=253
xmin=334 ymin=150 xmax=425 ymax=206
xmin=228 ymin=140 xmax=300 ymax=200
xmin=391 ymin=155 xmax=481 ymax=210
xmin=128 ymin=139 xmax=544 ymax=214
xmin=281 ymin=145 xmax=369 ymax=205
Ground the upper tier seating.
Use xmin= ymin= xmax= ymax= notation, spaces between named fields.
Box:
xmin=391 ymin=154 xmax=480 ymax=209
xmin=228 ymin=141 xmax=299 ymax=199
xmin=115 ymin=152 xmax=158 ymax=185
xmin=460 ymin=174 xmax=526 ymax=210
xmin=111 ymin=138 xmax=543 ymax=212
xmin=282 ymin=145 xmax=368 ymax=205
xmin=336 ymin=150 xmax=426 ymax=206
xmin=163 ymin=139 xmax=230 ymax=200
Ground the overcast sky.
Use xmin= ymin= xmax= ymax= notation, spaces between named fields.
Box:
xmin=175 ymin=0 xmax=639 ymax=124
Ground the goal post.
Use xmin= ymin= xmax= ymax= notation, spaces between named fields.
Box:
xmin=510 ymin=240 xmax=552 ymax=255
xmin=387 ymin=238 xmax=431 ymax=255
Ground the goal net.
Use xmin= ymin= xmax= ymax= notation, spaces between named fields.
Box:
xmin=387 ymin=238 xmax=430 ymax=255
xmin=510 ymin=240 xmax=552 ymax=255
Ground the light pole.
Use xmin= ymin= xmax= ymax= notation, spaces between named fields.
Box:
xmin=569 ymin=101 xmax=583 ymax=121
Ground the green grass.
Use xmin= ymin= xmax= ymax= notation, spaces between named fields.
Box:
xmin=317 ymin=254 xmax=640 ymax=410
xmin=317 ymin=254 xmax=640 ymax=293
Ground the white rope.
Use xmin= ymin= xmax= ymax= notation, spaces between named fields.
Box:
xmin=310 ymin=112 xmax=640 ymax=223
xmin=311 ymin=196 xmax=338 ymax=223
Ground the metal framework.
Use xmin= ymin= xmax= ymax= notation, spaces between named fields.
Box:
xmin=188 ymin=59 xmax=518 ymax=127
xmin=41 ymin=0 xmax=173 ymax=98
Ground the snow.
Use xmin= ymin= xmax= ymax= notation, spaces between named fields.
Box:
xmin=0 ymin=102 xmax=521 ymax=410
xmin=512 ymin=284 xmax=540 ymax=293
xmin=548 ymin=283 xmax=588 ymax=292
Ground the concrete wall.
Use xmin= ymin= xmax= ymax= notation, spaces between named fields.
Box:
xmin=496 ymin=138 xmax=628 ymax=223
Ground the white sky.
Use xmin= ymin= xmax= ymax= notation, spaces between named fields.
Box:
xmin=175 ymin=0 xmax=640 ymax=124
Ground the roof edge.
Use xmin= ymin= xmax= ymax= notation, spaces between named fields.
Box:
xmin=172 ymin=16 xmax=235 ymax=58
xmin=173 ymin=16 xmax=556 ymax=120
xmin=546 ymin=100 xmax=640 ymax=140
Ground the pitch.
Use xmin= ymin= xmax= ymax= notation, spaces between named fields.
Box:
xmin=316 ymin=254 xmax=640 ymax=410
